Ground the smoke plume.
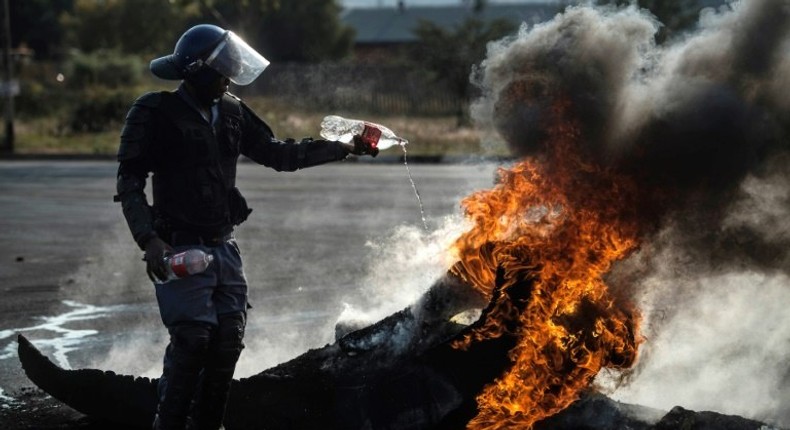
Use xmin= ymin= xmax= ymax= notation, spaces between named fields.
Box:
xmin=470 ymin=0 xmax=790 ymax=426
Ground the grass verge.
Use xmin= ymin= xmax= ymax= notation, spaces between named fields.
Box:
xmin=8 ymin=96 xmax=508 ymax=158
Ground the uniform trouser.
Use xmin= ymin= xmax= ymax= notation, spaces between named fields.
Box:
xmin=153 ymin=239 xmax=248 ymax=430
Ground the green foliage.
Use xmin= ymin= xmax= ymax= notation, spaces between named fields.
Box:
xmin=412 ymin=17 xmax=517 ymax=124
xmin=257 ymin=0 xmax=354 ymax=62
xmin=48 ymin=50 xmax=145 ymax=132
xmin=15 ymin=51 xmax=149 ymax=130
xmin=175 ymin=0 xmax=280 ymax=39
xmin=17 ymin=75 xmax=138 ymax=134
xmin=66 ymin=85 xmax=138 ymax=133
xmin=13 ymin=56 xmax=142 ymax=128
xmin=173 ymin=0 xmax=353 ymax=62
xmin=13 ymin=61 xmax=68 ymax=117
xmin=64 ymin=50 xmax=145 ymax=88
xmin=60 ymin=0 xmax=195 ymax=56
xmin=10 ymin=0 xmax=354 ymax=142
xmin=13 ymin=0 xmax=352 ymax=62
xmin=15 ymin=79 xmax=66 ymax=118
xmin=8 ymin=0 xmax=73 ymax=59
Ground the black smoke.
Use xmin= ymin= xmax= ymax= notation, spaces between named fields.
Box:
xmin=470 ymin=1 xmax=790 ymax=426
xmin=472 ymin=0 xmax=790 ymax=275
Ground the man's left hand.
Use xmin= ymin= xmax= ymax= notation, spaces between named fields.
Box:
xmin=143 ymin=236 xmax=173 ymax=283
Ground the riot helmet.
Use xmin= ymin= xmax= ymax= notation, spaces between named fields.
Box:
xmin=150 ymin=24 xmax=270 ymax=86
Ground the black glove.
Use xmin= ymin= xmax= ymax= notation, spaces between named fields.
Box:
xmin=346 ymin=135 xmax=379 ymax=158
xmin=143 ymin=236 xmax=173 ymax=283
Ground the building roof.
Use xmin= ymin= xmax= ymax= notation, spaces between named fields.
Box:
xmin=342 ymin=0 xmax=730 ymax=45
xmin=342 ymin=3 xmax=561 ymax=44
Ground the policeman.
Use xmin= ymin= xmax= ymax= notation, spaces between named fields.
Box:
xmin=114 ymin=24 xmax=378 ymax=430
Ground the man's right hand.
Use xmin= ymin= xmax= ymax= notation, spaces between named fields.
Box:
xmin=345 ymin=135 xmax=380 ymax=157
xmin=143 ymin=236 xmax=172 ymax=283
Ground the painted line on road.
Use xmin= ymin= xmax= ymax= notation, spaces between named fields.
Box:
xmin=0 ymin=300 xmax=131 ymax=403
xmin=0 ymin=300 xmax=130 ymax=368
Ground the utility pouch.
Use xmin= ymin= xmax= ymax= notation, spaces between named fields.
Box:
xmin=228 ymin=187 xmax=253 ymax=226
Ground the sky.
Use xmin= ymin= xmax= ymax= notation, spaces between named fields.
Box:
xmin=340 ymin=0 xmax=559 ymax=8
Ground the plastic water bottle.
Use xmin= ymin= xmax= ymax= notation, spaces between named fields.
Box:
xmin=320 ymin=115 xmax=408 ymax=150
xmin=157 ymin=249 xmax=214 ymax=283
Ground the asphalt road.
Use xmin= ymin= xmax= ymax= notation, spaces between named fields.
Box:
xmin=0 ymin=158 xmax=499 ymax=427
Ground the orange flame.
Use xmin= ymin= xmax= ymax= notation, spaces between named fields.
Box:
xmin=450 ymin=100 xmax=642 ymax=428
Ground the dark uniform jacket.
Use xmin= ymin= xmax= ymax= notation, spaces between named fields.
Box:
xmin=115 ymin=86 xmax=348 ymax=250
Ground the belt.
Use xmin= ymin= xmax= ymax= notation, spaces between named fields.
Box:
xmin=169 ymin=230 xmax=232 ymax=247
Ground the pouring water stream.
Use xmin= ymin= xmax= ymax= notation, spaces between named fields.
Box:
xmin=401 ymin=144 xmax=429 ymax=231
xmin=319 ymin=115 xmax=428 ymax=231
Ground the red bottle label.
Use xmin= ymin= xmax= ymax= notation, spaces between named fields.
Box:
xmin=169 ymin=252 xmax=190 ymax=278
xmin=361 ymin=124 xmax=382 ymax=148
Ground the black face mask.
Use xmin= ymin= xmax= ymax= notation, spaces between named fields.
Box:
xmin=188 ymin=66 xmax=222 ymax=86
xmin=185 ymin=67 xmax=225 ymax=105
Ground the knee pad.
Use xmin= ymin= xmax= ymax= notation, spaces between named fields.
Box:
xmin=216 ymin=312 xmax=246 ymax=350
xmin=206 ymin=312 xmax=245 ymax=369
xmin=191 ymin=314 xmax=246 ymax=428
xmin=169 ymin=323 xmax=213 ymax=358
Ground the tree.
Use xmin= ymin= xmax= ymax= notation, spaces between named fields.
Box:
xmin=8 ymin=0 xmax=73 ymax=59
xmin=60 ymin=0 xmax=196 ymax=56
xmin=178 ymin=0 xmax=276 ymax=43
xmin=184 ymin=0 xmax=354 ymax=62
xmin=56 ymin=0 xmax=352 ymax=62
xmin=412 ymin=17 xmax=517 ymax=125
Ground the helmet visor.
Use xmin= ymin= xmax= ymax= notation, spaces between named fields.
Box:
xmin=205 ymin=31 xmax=269 ymax=86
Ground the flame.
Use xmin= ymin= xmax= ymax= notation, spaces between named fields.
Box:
xmin=450 ymin=100 xmax=643 ymax=428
